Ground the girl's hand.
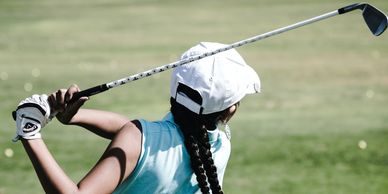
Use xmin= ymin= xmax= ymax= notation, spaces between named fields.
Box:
xmin=48 ymin=84 xmax=88 ymax=124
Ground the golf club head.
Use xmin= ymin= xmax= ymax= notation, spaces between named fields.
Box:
xmin=362 ymin=4 xmax=388 ymax=36
xmin=338 ymin=3 xmax=388 ymax=36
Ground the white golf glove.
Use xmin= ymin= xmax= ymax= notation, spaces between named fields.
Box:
xmin=12 ymin=94 xmax=52 ymax=142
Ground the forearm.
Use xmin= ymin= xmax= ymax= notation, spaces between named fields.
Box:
xmin=20 ymin=124 xmax=141 ymax=194
xmin=22 ymin=139 xmax=78 ymax=194
xmin=68 ymin=109 xmax=130 ymax=139
xmin=15 ymin=88 xmax=134 ymax=193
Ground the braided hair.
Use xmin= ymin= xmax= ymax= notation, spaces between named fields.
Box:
xmin=170 ymin=84 xmax=234 ymax=194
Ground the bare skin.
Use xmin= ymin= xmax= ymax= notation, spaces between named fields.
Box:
xmin=21 ymin=84 xmax=142 ymax=194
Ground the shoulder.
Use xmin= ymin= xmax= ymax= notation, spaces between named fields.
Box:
xmin=113 ymin=121 xmax=142 ymax=156
xmin=110 ymin=121 xmax=142 ymax=170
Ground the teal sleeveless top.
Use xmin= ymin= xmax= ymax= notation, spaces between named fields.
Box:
xmin=113 ymin=113 xmax=231 ymax=194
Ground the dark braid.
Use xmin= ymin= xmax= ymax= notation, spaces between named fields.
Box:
xmin=171 ymin=97 xmax=226 ymax=194
xmin=185 ymin=135 xmax=210 ymax=194
xmin=198 ymin=127 xmax=223 ymax=194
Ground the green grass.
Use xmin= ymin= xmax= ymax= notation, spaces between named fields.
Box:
xmin=1 ymin=0 xmax=388 ymax=193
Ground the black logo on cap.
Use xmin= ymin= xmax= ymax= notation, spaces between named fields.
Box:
xmin=23 ymin=122 xmax=38 ymax=133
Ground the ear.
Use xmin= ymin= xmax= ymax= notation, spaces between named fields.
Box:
xmin=228 ymin=104 xmax=238 ymax=114
xmin=219 ymin=104 xmax=238 ymax=124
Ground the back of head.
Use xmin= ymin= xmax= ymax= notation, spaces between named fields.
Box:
xmin=169 ymin=42 xmax=261 ymax=194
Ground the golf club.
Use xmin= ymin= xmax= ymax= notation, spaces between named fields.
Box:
xmin=59 ymin=3 xmax=388 ymax=103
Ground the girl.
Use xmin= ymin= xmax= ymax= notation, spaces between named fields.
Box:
xmin=13 ymin=42 xmax=260 ymax=193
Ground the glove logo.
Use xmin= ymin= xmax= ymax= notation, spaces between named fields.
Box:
xmin=23 ymin=122 xmax=38 ymax=133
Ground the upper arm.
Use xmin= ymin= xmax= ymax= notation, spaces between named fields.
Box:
xmin=71 ymin=109 xmax=131 ymax=139
xmin=77 ymin=121 xmax=142 ymax=194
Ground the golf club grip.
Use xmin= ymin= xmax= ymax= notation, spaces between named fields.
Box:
xmin=69 ymin=84 xmax=109 ymax=103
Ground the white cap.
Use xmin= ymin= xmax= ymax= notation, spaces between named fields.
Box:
xmin=170 ymin=42 xmax=261 ymax=114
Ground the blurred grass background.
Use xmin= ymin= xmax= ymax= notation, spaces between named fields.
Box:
xmin=0 ymin=0 xmax=388 ymax=193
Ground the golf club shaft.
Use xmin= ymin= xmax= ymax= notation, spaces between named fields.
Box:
xmin=71 ymin=3 xmax=364 ymax=102
xmin=104 ymin=11 xmax=339 ymax=89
